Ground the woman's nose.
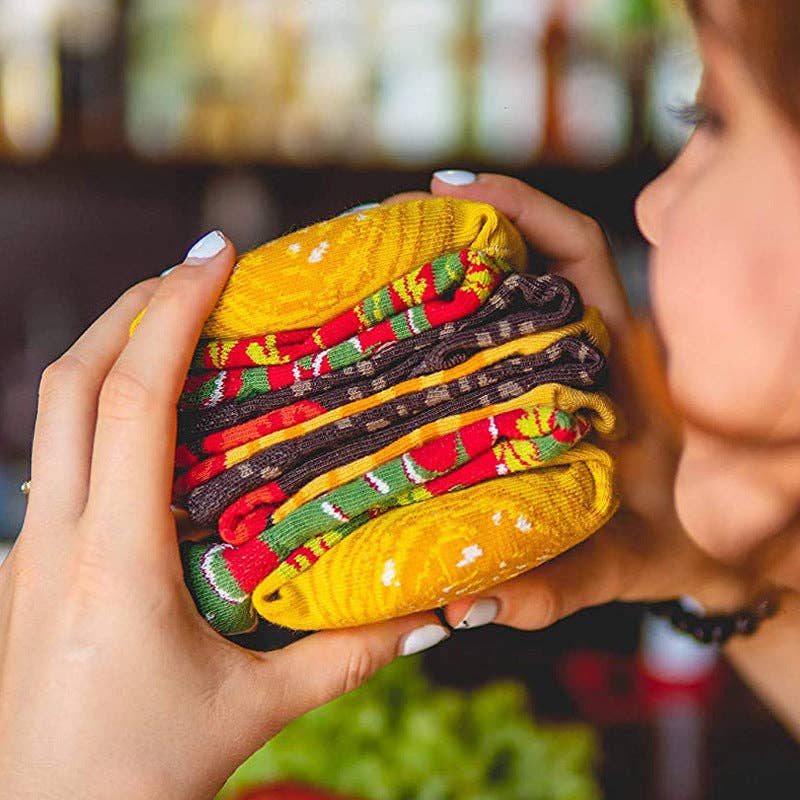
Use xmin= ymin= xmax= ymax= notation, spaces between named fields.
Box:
xmin=634 ymin=174 xmax=666 ymax=247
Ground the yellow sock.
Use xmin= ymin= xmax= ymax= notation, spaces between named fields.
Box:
xmin=201 ymin=306 xmax=610 ymax=475
xmin=271 ymin=383 xmax=617 ymax=523
xmin=134 ymin=198 xmax=527 ymax=339
xmin=252 ymin=442 xmax=617 ymax=630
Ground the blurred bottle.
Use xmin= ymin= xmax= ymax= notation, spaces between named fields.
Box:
xmin=639 ymin=604 xmax=721 ymax=800
xmin=373 ymin=0 xmax=466 ymax=165
xmin=473 ymin=0 xmax=552 ymax=165
xmin=557 ymin=0 xmax=633 ymax=166
xmin=0 ymin=0 xmax=61 ymax=158
xmin=276 ymin=0 xmax=372 ymax=164
xmin=58 ymin=0 xmax=122 ymax=154
xmin=125 ymin=0 xmax=198 ymax=157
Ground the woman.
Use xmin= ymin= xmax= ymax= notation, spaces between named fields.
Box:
xmin=1 ymin=0 xmax=798 ymax=796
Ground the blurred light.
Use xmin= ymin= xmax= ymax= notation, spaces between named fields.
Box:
xmin=373 ymin=0 xmax=465 ymax=164
xmin=480 ymin=0 xmax=554 ymax=31
xmin=474 ymin=0 xmax=552 ymax=164
xmin=125 ymin=0 xmax=195 ymax=157
xmin=474 ymin=50 xmax=545 ymax=164
xmin=58 ymin=0 xmax=118 ymax=55
xmin=1 ymin=40 xmax=60 ymax=156
xmin=117 ymin=0 xmax=696 ymax=166
xmin=561 ymin=56 xmax=631 ymax=165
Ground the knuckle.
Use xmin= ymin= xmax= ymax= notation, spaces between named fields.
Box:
xmin=38 ymin=353 xmax=88 ymax=400
xmin=122 ymin=278 xmax=159 ymax=305
xmin=98 ymin=367 xmax=154 ymax=420
xmin=339 ymin=643 xmax=382 ymax=696
xmin=153 ymin=268 xmax=202 ymax=304
xmin=502 ymin=580 xmax=563 ymax=631
xmin=577 ymin=214 xmax=611 ymax=254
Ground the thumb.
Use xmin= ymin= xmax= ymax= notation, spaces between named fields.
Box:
xmin=229 ymin=611 xmax=450 ymax=740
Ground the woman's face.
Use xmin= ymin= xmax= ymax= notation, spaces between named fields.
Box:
xmin=635 ymin=1 xmax=800 ymax=567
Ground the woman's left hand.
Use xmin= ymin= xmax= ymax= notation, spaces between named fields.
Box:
xmin=0 ymin=233 xmax=448 ymax=800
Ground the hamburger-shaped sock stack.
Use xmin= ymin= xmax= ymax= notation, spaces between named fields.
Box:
xmin=157 ymin=198 xmax=619 ymax=638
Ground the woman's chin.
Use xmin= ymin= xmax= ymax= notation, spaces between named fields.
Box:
xmin=674 ymin=438 xmax=796 ymax=566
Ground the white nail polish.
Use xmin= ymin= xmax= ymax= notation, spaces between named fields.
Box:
xmin=184 ymin=230 xmax=226 ymax=262
xmin=160 ymin=265 xmax=177 ymax=277
xmin=398 ymin=624 xmax=450 ymax=656
xmin=433 ymin=169 xmax=477 ymax=186
xmin=337 ymin=202 xmax=380 ymax=217
xmin=455 ymin=598 xmax=499 ymax=629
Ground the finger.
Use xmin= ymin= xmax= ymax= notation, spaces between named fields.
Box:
xmin=86 ymin=232 xmax=235 ymax=544
xmin=380 ymin=190 xmax=432 ymax=205
xmin=430 ymin=172 xmax=631 ymax=340
xmin=229 ymin=611 xmax=449 ymax=741
xmin=27 ymin=279 xmax=160 ymax=524
xmin=443 ymin=521 xmax=648 ymax=631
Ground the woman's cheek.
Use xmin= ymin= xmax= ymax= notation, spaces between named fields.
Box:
xmin=647 ymin=196 xmax=789 ymax=436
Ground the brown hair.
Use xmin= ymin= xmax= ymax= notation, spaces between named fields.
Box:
xmin=686 ymin=0 xmax=800 ymax=126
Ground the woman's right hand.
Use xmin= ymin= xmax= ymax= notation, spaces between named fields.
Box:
xmin=418 ymin=172 xmax=763 ymax=630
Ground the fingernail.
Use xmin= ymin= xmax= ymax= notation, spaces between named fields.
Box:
xmin=159 ymin=265 xmax=178 ymax=277
xmin=433 ymin=169 xmax=477 ymax=186
xmin=337 ymin=202 xmax=380 ymax=217
xmin=184 ymin=230 xmax=226 ymax=263
xmin=455 ymin=598 xmax=499 ymax=630
xmin=398 ymin=624 xmax=450 ymax=657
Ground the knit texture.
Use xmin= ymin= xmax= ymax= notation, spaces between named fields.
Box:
xmin=254 ymin=443 xmax=616 ymax=631
xmin=179 ymin=336 xmax=608 ymax=534
xmin=192 ymin=248 xmax=516 ymax=370
xmin=202 ymin=197 xmax=527 ymax=337
xmin=177 ymin=271 xmax=583 ymax=441
xmin=254 ymin=409 xmax=593 ymax=597
xmin=182 ymin=405 xmax=591 ymax=635
xmin=268 ymin=383 xmax=616 ymax=524
xmin=147 ymin=197 xmax=621 ymax=641
xmin=179 ymin=250 xmax=511 ymax=409
xmin=177 ymin=308 xmax=610 ymax=497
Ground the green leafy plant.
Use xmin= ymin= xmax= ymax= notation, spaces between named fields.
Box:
xmin=217 ymin=657 xmax=601 ymax=800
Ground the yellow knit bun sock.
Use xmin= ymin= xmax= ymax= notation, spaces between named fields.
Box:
xmin=148 ymin=198 xmax=524 ymax=340
xmin=253 ymin=442 xmax=616 ymax=630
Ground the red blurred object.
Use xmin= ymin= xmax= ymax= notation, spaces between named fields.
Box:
xmin=233 ymin=782 xmax=359 ymax=800
xmin=559 ymin=649 xmax=725 ymax=726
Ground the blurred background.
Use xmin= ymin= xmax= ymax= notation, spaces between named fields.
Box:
xmin=0 ymin=1 xmax=798 ymax=797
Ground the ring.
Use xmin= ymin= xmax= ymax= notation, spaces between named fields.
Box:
xmin=20 ymin=480 xmax=31 ymax=496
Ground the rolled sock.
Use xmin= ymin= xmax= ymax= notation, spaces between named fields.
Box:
xmin=193 ymin=197 xmax=529 ymax=337
xmin=174 ymin=309 xmax=551 ymax=472
xmin=180 ymin=336 xmax=608 ymax=532
xmin=176 ymin=308 xmax=609 ymax=489
xmin=182 ymin=405 xmax=589 ymax=634
xmin=180 ymin=381 xmax=617 ymax=636
xmin=180 ymin=250 xmax=512 ymax=409
xmin=267 ymin=388 xmax=616 ymax=526
xmin=175 ymin=309 xmax=571 ymax=472
xmin=254 ymin=443 xmax=616 ymax=631
xmin=178 ymin=336 xmax=597 ymax=499
xmin=256 ymin=411 xmax=592 ymax=596
xmin=210 ymin=348 xmax=602 ymax=543
xmin=177 ymin=271 xmax=583 ymax=439
xmin=192 ymin=246 xmax=523 ymax=370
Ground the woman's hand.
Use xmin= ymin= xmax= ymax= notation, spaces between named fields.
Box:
xmin=0 ymin=233 xmax=449 ymax=800
xmin=397 ymin=172 xmax=766 ymax=630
